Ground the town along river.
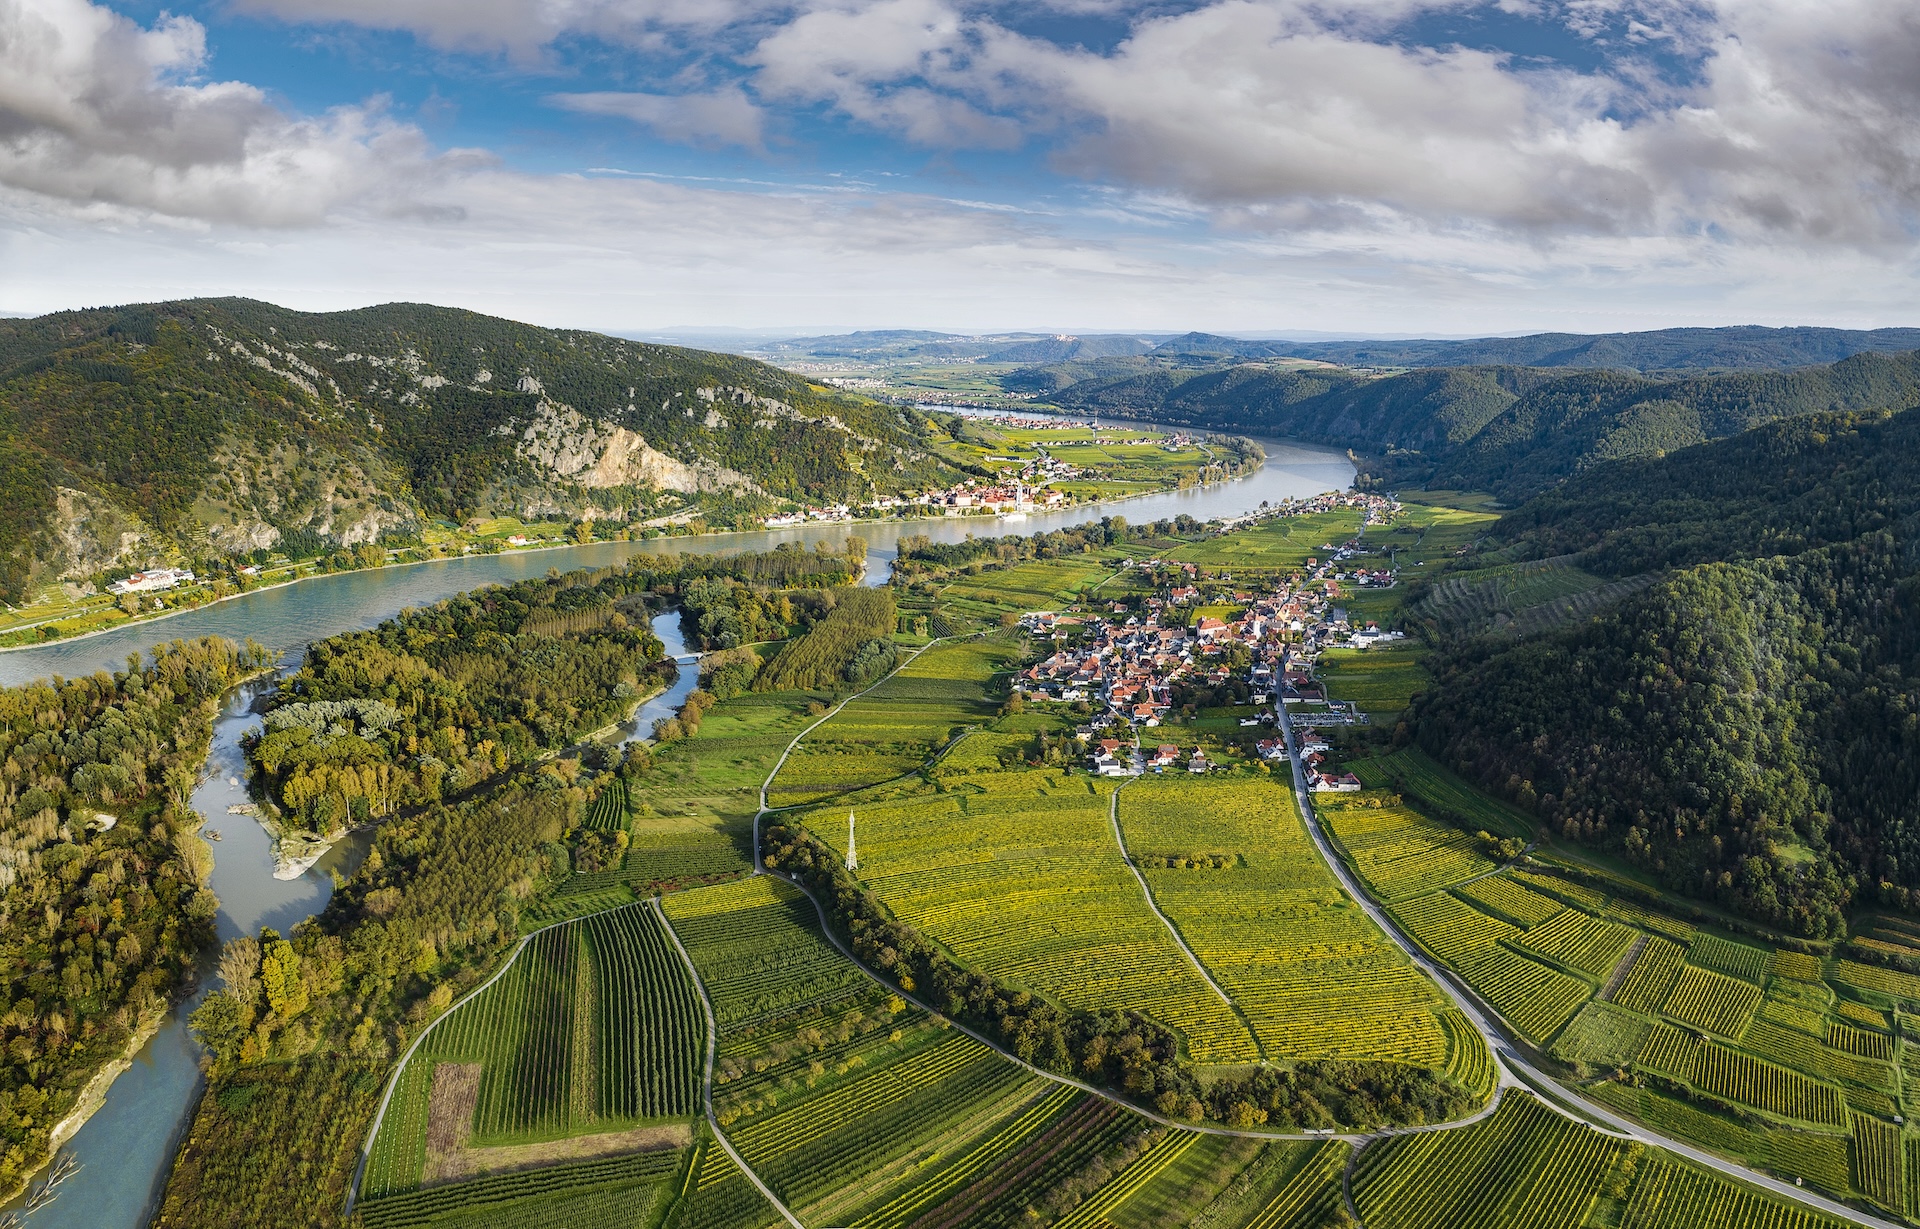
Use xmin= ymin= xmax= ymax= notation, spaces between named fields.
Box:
xmin=0 ymin=433 xmax=1352 ymax=1227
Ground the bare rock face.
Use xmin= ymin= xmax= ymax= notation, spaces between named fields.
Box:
xmin=205 ymin=519 xmax=282 ymax=555
xmin=48 ymin=488 xmax=153 ymax=581
xmin=514 ymin=400 xmax=760 ymax=494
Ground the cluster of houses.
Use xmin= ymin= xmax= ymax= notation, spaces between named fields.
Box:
xmin=1009 ymin=498 xmax=1416 ymax=781
xmin=764 ymin=477 xmax=1071 ymax=528
xmin=107 ymin=567 xmax=195 ymax=596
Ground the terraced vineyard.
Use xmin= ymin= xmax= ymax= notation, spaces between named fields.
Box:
xmin=360 ymin=903 xmax=704 ymax=1201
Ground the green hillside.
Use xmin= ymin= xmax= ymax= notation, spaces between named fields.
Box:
xmin=1412 ymin=406 xmax=1920 ymax=936
xmin=1010 ymin=349 xmax=1920 ymax=503
xmin=0 ymin=299 xmax=966 ymax=600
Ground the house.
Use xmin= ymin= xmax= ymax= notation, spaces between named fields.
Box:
xmin=507 ymin=534 xmax=530 ymax=546
xmin=1256 ymin=738 xmax=1286 ymax=760
xmin=1312 ymin=773 xmax=1363 ymax=792
xmin=764 ymin=513 xmax=806 ymax=528
xmin=1132 ymin=703 xmax=1159 ymax=725
xmin=1151 ymin=743 xmax=1181 ymax=768
xmin=1194 ymin=617 xmax=1228 ymax=642
xmin=1187 ymin=749 xmax=1210 ymax=774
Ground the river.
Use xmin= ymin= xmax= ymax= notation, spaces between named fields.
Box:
xmin=0 ymin=429 xmax=1352 ymax=1228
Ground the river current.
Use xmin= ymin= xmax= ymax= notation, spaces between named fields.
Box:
xmin=1 ymin=429 xmax=1352 ymax=1227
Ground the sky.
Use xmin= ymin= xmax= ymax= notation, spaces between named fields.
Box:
xmin=2 ymin=0 xmax=1919 ymax=336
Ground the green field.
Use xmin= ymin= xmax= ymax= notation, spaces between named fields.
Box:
xmin=1119 ymin=774 xmax=1467 ymax=1072
xmin=1165 ymin=510 xmax=1366 ymax=570
xmin=766 ymin=638 xmax=1014 ymax=807
xmin=360 ymin=904 xmax=704 ymax=1201
xmin=1316 ymin=643 xmax=1431 ymax=715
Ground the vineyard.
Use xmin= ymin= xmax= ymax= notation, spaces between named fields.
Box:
xmin=1621 ymin=1158 xmax=1854 ymax=1228
xmin=1349 ymin=746 xmax=1534 ymax=839
xmin=360 ymin=903 xmax=704 ymax=1202
xmin=1352 ymin=1092 xmax=1625 ymax=1229
xmin=654 ymin=873 xmax=1289 ymax=1229
xmin=800 ymin=769 xmax=1260 ymax=1063
xmin=1319 ymin=794 xmax=1495 ymax=900
xmin=1118 ymin=774 xmax=1460 ymax=1070
xmin=1315 ymin=644 xmax=1430 ymax=715
xmin=765 ymin=639 xmax=1012 ymax=806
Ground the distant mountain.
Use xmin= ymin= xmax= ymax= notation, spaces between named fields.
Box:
xmin=0 ymin=299 xmax=966 ymax=600
xmin=1256 ymin=325 xmax=1920 ymax=372
xmin=742 ymin=330 xmax=1170 ymax=364
xmin=748 ymin=324 xmax=1920 ymax=373
xmin=1013 ymin=351 xmax=1920 ymax=501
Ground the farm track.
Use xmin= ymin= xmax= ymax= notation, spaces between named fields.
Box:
xmin=654 ymin=897 xmax=807 ymax=1229
xmin=1275 ymin=700 xmax=1899 ymax=1229
xmin=1105 ymin=779 xmax=1266 ymax=1061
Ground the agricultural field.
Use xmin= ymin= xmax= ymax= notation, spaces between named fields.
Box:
xmin=360 ymin=904 xmax=704 ymax=1203
xmin=766 ymin=638 xmax=1015 ymax=807
xmin=1315 ymin=643 xmax=1430 ymax=716
xmin=1353 ymin=1092 xmax=1627 ymax=1229
xmin=1118 ymin=774 xmax=1465 ymax=1072
xmin=931 ymin=552 xmax=1135 ymax=629
xmin=1165 ymin=509 xmax=1366 ymax=571
xmin=800 ymin=768 xmax=1260 ymax=1063
xmin=1349 ymin=746 xmax=1534 ymax=839
xmin=1319 ymin=791 xmax=1497 ymax=901
xmin=1321 ymin=759 xmax=1920 ymax=1218
xmin=656 ymin=873 xmax=1293 ymax=1229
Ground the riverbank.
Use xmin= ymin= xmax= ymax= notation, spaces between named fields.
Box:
xmin=0 ymin=442 xmax=1267 ymax=659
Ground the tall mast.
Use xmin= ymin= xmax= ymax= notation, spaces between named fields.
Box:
xmin=847 ymin=811 xmax=857 ymax=871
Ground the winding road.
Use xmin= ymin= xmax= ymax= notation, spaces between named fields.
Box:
xmin=1272 ymin=698 xmax=1898 ymax=1229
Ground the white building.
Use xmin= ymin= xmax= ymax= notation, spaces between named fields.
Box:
xmin=108 ymin=568 xmax=194 ymax=596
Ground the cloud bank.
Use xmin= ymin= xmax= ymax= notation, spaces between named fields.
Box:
xmin=2 ymin=0 xmax=1917 ymax=329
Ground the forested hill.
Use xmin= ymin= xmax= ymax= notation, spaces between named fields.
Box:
xmin=0 ymin=299 xmax=965 ymax=600
xmin=1256 ymin=325 xmax=1920 ymax=372
xmin=1412 ymin=406 xmax=1920 ymax=936
xmin=1011 ymin=349 xmax=1920 ymax=502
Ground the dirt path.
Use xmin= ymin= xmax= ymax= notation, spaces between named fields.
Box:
xmin=1105 ymin=781 xmax=1265 ymax=1060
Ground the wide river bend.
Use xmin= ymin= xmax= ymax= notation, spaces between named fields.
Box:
xmin=1 ymin=430 xmax=1353 ymax=1227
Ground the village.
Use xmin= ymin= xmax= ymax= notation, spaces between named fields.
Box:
xmin=1012 ymin=492 xmax=1404 ymax=790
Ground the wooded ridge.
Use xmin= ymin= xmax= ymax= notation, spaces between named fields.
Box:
xmin=0 ymin=298 xmax=967 ymax=602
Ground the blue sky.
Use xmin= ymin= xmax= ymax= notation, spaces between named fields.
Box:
xmin=2 ymin=0 xmax=1917 ymax=335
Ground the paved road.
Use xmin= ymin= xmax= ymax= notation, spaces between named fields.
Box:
xmin=1274 ymin=702 xmax=1898 ymax=1229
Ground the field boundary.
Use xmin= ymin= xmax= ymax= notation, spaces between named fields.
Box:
xmin=343 ymin=898 xmax=656 ymax=1215
xmin=1105 ymin=780 xmax=1266 ymax=1061
xmin=653 ymin=896 xmax=806 ymax=1229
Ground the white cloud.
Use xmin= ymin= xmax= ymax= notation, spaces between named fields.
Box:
xmin=750 ymin=0 xmax=1021 ymax=147
xmin=0 ymin=0 xmax=483 ymax=226
xmin=550 ymin=87 xmax=768 ymax=149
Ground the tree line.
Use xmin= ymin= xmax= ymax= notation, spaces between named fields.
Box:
xmin=761 ymin=822 xmax=1476 ymax=1131
xmin=0 ymin=636 xmax=271 ymax=1201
